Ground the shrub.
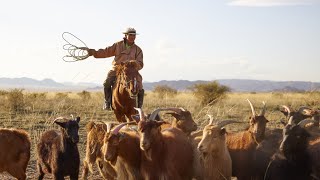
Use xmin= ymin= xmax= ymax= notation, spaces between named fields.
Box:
xmin=77 ymin=90 xmax=91 ymax=100
xmin=190 ymin=81 xmax=230 ymax=106
xmin=7 ymin=88 xmax=25 ymax=112
xmin=153 ymin=85 xmax=178 ymax=98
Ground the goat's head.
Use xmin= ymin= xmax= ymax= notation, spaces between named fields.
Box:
xmin=165 ymin=107 xmax=197 ymax=135
xmin=280 ymin=105 xmax=315 ymax=124
xmin=198 ymin=115 xmax=240 ymax=158
xmin=279 ymin=117 xmax=313 ymax=160
xmin=247 ymin=99 xmax=269 ymax=143
xmin=102 ymin=122 xmax=135 ymax=163
xmin=53 ymin=116 xmax=80 ymax=143
xmin=136 ymin=108 xmax=165 ymax=151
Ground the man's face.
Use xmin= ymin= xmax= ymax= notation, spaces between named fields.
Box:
xmin=126 ymin=34 xmax=136 ymax=44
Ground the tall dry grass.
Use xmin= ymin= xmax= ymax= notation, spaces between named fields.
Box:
xmin=0 ymin=90 xmax=319 ymax=179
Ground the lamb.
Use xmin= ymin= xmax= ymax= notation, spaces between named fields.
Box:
xmin=197 ymin=115 xmax=240 ymax=180
xmin=264 ymin=118 xmax=314 ymax=180
xmin=37 ymin=116 xmax=81 ymax=180
xmin=226 ymin=99 xmax=269 ymax=180
xmin=0 ymin=128 xmax=31 ymax=180
xmin=136 ymin=108 xmax=194 ymax=180
xmin=102 ymin=122 xmax=142 ymax=180
xmin=82 ymin=121 xmax=118 ymax=180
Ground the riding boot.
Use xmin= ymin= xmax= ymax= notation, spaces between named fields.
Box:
xmin=103 ymin=86 xmax=112 ymax=111
xmin=137 ymin=89 xmax=144 ymax=108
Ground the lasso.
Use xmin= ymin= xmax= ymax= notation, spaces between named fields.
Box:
xmin=62 ymin=32 xmax=90 ymax=62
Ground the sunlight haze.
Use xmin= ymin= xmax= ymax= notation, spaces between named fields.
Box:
xmin=1 ymin=0 xmax=319 ymax=84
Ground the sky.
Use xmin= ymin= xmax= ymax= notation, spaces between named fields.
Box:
xmin=1 ymin=0 xmax=320 ymax=84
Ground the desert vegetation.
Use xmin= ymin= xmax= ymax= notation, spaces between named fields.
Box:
xmin=0 ymin=88 xmax=319 ymax=179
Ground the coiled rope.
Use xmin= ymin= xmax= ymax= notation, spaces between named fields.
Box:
xmin=62 ymin=32 xmax=90 ymax=62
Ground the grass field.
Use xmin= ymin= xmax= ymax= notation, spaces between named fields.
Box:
xmin=0 ymin=90 xmax=319 ymax=179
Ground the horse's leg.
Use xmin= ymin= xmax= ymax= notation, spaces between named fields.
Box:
xmin=115 ymin=112 xmax=126 ymax=123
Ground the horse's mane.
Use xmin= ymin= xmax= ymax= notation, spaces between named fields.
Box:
xmin=116 ymin=60 xmax=139 ymax=76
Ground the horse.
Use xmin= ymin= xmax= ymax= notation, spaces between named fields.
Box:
xmin=112 ymin=60 xmax=143 ymax=122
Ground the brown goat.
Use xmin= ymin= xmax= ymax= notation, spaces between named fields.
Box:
xmin=149 ymin=107 xmax=198 ymax=135
xmin=102 ymin=122 xmax=142 ymax=180
xmin=0 ymin=128 xmax=31 ymax=180
xmin=136 ymin=108 xmax=194 ymax=180
xmin=197 ymin=115 xmax=240 ymax=180
xmin=226 ymin=99 xmax=269 ymax=180
xmin=37 ymin=116 xmax=81 ymax=180
xmin=280 ymin=105 xmax=316 ymax=124
xmin=308 ymin=138 xmax=320 ymax=179
xmin=82 ymin=121 xmax=118 ymax=180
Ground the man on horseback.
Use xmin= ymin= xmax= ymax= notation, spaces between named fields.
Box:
xmin=85 ymin=27 xmax=144 ymax=110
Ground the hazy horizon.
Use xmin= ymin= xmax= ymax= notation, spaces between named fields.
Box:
xmin=1 ymin=0 xmax=320 ymax=84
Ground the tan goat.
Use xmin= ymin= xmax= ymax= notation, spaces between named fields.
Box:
xmin=198 ymin=115 xmax=240 ymax=180
xmin=82 ymin=121 xmax=118 ymax=180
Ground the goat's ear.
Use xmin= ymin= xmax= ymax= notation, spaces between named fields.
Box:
xmin=75 ymin=117 xmax=80 ymax=123
xmin=54 ymin=121 xmax=67 ymax=128
xmin=220 ymin=128 xmax=226 ymax=135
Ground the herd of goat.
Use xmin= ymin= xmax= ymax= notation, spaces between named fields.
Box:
xmin=0 ymin=100 xmax=320 ymax=180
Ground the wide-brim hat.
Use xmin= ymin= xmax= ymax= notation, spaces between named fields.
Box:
xmin=123 ymin=27 xmax=139 ymax=35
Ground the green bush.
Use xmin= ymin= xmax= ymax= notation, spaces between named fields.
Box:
xmin=153 ymin=85 xmax=178 ymax=98
xmin=7 ymin=88 xmax=25 ymax=112
xmin=190 ymin=81 xmax=230 ymax=106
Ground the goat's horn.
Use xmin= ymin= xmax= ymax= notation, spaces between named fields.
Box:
xmin=104 ymin=122 xmax=112 ymax=133
xmin=281 ymin=105 xmax=291 ymax=118
xmin=297 ymin=119 xmax=317 ymax=128
xmin=288 ymin=116 xmax=294 ymax=125
xmin=207 ymin=114 xmax=214 ymax=125
xmin=52 ymin=117 xmax=68 ymax=124
xmin=216 ymin=120 xmax=241 ymax=128
xmin=112 ymin=122 xmax=132 ymax=135
xmin=260 ymin=101 xmax=266 ymax=116
xmin=247 ymin=99 xmax=256 ymax=117
xmin=148 ymin=108 xmax=165 ymax=121
xmin=134 ymin=108 xmax=146 ymax=121
xmin=179 ymin=107 xmax=186 ymax=112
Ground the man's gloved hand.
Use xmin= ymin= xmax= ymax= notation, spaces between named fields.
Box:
xmin=79 ymin=47 xmax=95 ymax=56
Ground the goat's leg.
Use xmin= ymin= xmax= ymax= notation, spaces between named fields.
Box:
xmin=97 ymin=160 xmax=117 ymax=179
xmin=37 ymin=163 xmax=45 ymax=180
xmin=82 ymin=160 xmax=89 ymax=180
xmin=53 ymin=172 xmax=64 ymax=180
xmin=70 ymin=170 xmax=79 ymax=180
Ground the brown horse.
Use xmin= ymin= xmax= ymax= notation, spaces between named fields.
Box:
xmin=112 ymin=60 xmax=143 ymax=122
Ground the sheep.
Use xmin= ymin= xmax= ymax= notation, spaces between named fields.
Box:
xmin=197 ymin=115 xmax=240 ymax=180
xmin=37 ymin=116 xmax=81 ymax=180
xmin=82 ymin=121 xmax=118 ymax=180
xmin=226 ymin=99 xmax=269 ymax=180
xmin=102 ymin=122 xmax=142 ymax=180
xmin=136 ymin=108 xmax=194 ymax=180
xmin=264 ymin=118 xmax=314 ymax=180
xmin=0 ymin=128 xmax=31 ymax=180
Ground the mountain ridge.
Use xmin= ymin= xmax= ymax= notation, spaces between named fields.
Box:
xmin=0 ymin=77 xmax=319 ymax=92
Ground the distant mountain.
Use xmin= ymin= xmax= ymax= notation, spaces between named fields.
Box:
xmin=0 ymin=77 xmax=319 ymax=92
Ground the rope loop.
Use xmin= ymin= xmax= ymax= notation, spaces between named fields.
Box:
xmin=62 ymin=32 xmax=90 ymax=62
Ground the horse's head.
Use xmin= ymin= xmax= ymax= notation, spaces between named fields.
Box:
xmin=116 ymin=60 xmax=142 ymax=98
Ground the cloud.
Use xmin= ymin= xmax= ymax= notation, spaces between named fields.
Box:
xmin=227 ymin=0 xmax=319 ymax=7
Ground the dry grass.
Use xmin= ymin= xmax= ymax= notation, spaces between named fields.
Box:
xmin=0 ymin=90 xmax=319 ymax=179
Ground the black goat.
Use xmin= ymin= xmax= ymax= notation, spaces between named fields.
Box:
xmin=264 ymin=118 xmax=314 ymax=180
xmin=37 ymin=116 xmax=80 ymax=180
